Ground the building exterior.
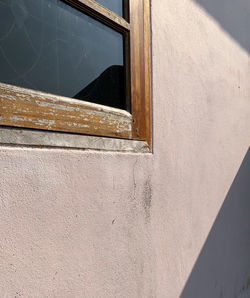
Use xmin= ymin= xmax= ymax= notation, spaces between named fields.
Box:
xmin=0 ymin=0 xmax=250 ymax=297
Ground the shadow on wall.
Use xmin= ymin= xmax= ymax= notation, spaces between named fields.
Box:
xmin=180 ymin=148 xmax=250 ymax=298
xmin=194 ymin=0 xmax=250 ymax=53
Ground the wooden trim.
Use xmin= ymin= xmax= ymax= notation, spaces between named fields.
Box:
xmin=63 ymin=0 xmax=130 ymax=32
xmin=0 ymin=83 xmax=132 ymax=139
xmin=143 ymin=0 xmax=152 ymax=148
xmin=130 ymin=0 xmax=152 ymax=148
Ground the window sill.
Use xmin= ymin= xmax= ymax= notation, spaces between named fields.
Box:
xmin=0 ymin=127 xmax=150 ymax=153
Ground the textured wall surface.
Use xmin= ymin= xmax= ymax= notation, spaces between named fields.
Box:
xmin=151 ymin=1 xmax=250 ymax=297
xmin=1 ymin=0 xmax=250 ymax=297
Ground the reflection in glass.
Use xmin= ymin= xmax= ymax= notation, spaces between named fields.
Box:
xmin=95 ymin=0 xmax=123 ymax=17
xmin=0 ymin=0 xmax=126 ymax=110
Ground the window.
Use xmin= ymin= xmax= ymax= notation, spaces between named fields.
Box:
xmin=0 ymin=0 xmax=151 ymax=150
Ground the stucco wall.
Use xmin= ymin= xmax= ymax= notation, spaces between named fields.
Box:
xmin=1 ymin=0 xmax=250 ymax=297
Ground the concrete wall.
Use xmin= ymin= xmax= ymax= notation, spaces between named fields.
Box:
xmin=1 ymin=0 xmax=250 ymax=297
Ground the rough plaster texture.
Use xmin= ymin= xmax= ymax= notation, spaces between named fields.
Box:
xmin=1 ymin=0 xmax=250 ymax=297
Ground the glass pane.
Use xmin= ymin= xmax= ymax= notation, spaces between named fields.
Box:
xmin=0 ymin=0 xmax=126 ymax=110
xmin=95 ymin=0 xmax=123 ymax=17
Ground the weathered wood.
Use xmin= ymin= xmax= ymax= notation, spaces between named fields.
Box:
xmin=130 ymin=0 xmax=152 ymax=149
xmin=130 ymin=0 xmax=144 ymax=139
xmin=0 ymin=83 xmax=132 ymax=139
xmin=144 ymin=0 xmax=152 ymax=148
xmin=63 ymin=0 xmax=130 ymax=32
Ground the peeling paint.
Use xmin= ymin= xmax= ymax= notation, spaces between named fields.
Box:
xmin=0 ymin=82 xmax=133 ymax=138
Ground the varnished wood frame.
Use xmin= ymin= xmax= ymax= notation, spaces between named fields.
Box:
xmin=130 ymin=0 xmax=152 ymax=148
xmin=0 ymin=0 xmax=152 ymax=149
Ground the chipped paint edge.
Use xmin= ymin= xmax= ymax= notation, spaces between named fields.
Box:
xmin=0 ymin=127 xmax=150 ymax=153
xmin=0 ymin=82 xmax=132 ymax=117
xmin=0 ymin=82 xmax=132 ymax=138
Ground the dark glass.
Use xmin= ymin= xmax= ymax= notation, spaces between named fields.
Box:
xmin=0 ymin=0 xmax=126 ymax=110
xmin=95 ymin=0 xmax=123 ymax=17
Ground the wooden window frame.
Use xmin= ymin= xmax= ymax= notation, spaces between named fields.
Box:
xmin=0 ymin=0 xmax=152 ymax=150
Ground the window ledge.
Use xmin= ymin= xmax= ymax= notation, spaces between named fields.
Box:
xmin=0 ymin=127 xmax=150 ymax=153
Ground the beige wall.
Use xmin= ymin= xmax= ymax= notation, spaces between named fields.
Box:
xmin=1 ymin=0 xmax=250 ymax=297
